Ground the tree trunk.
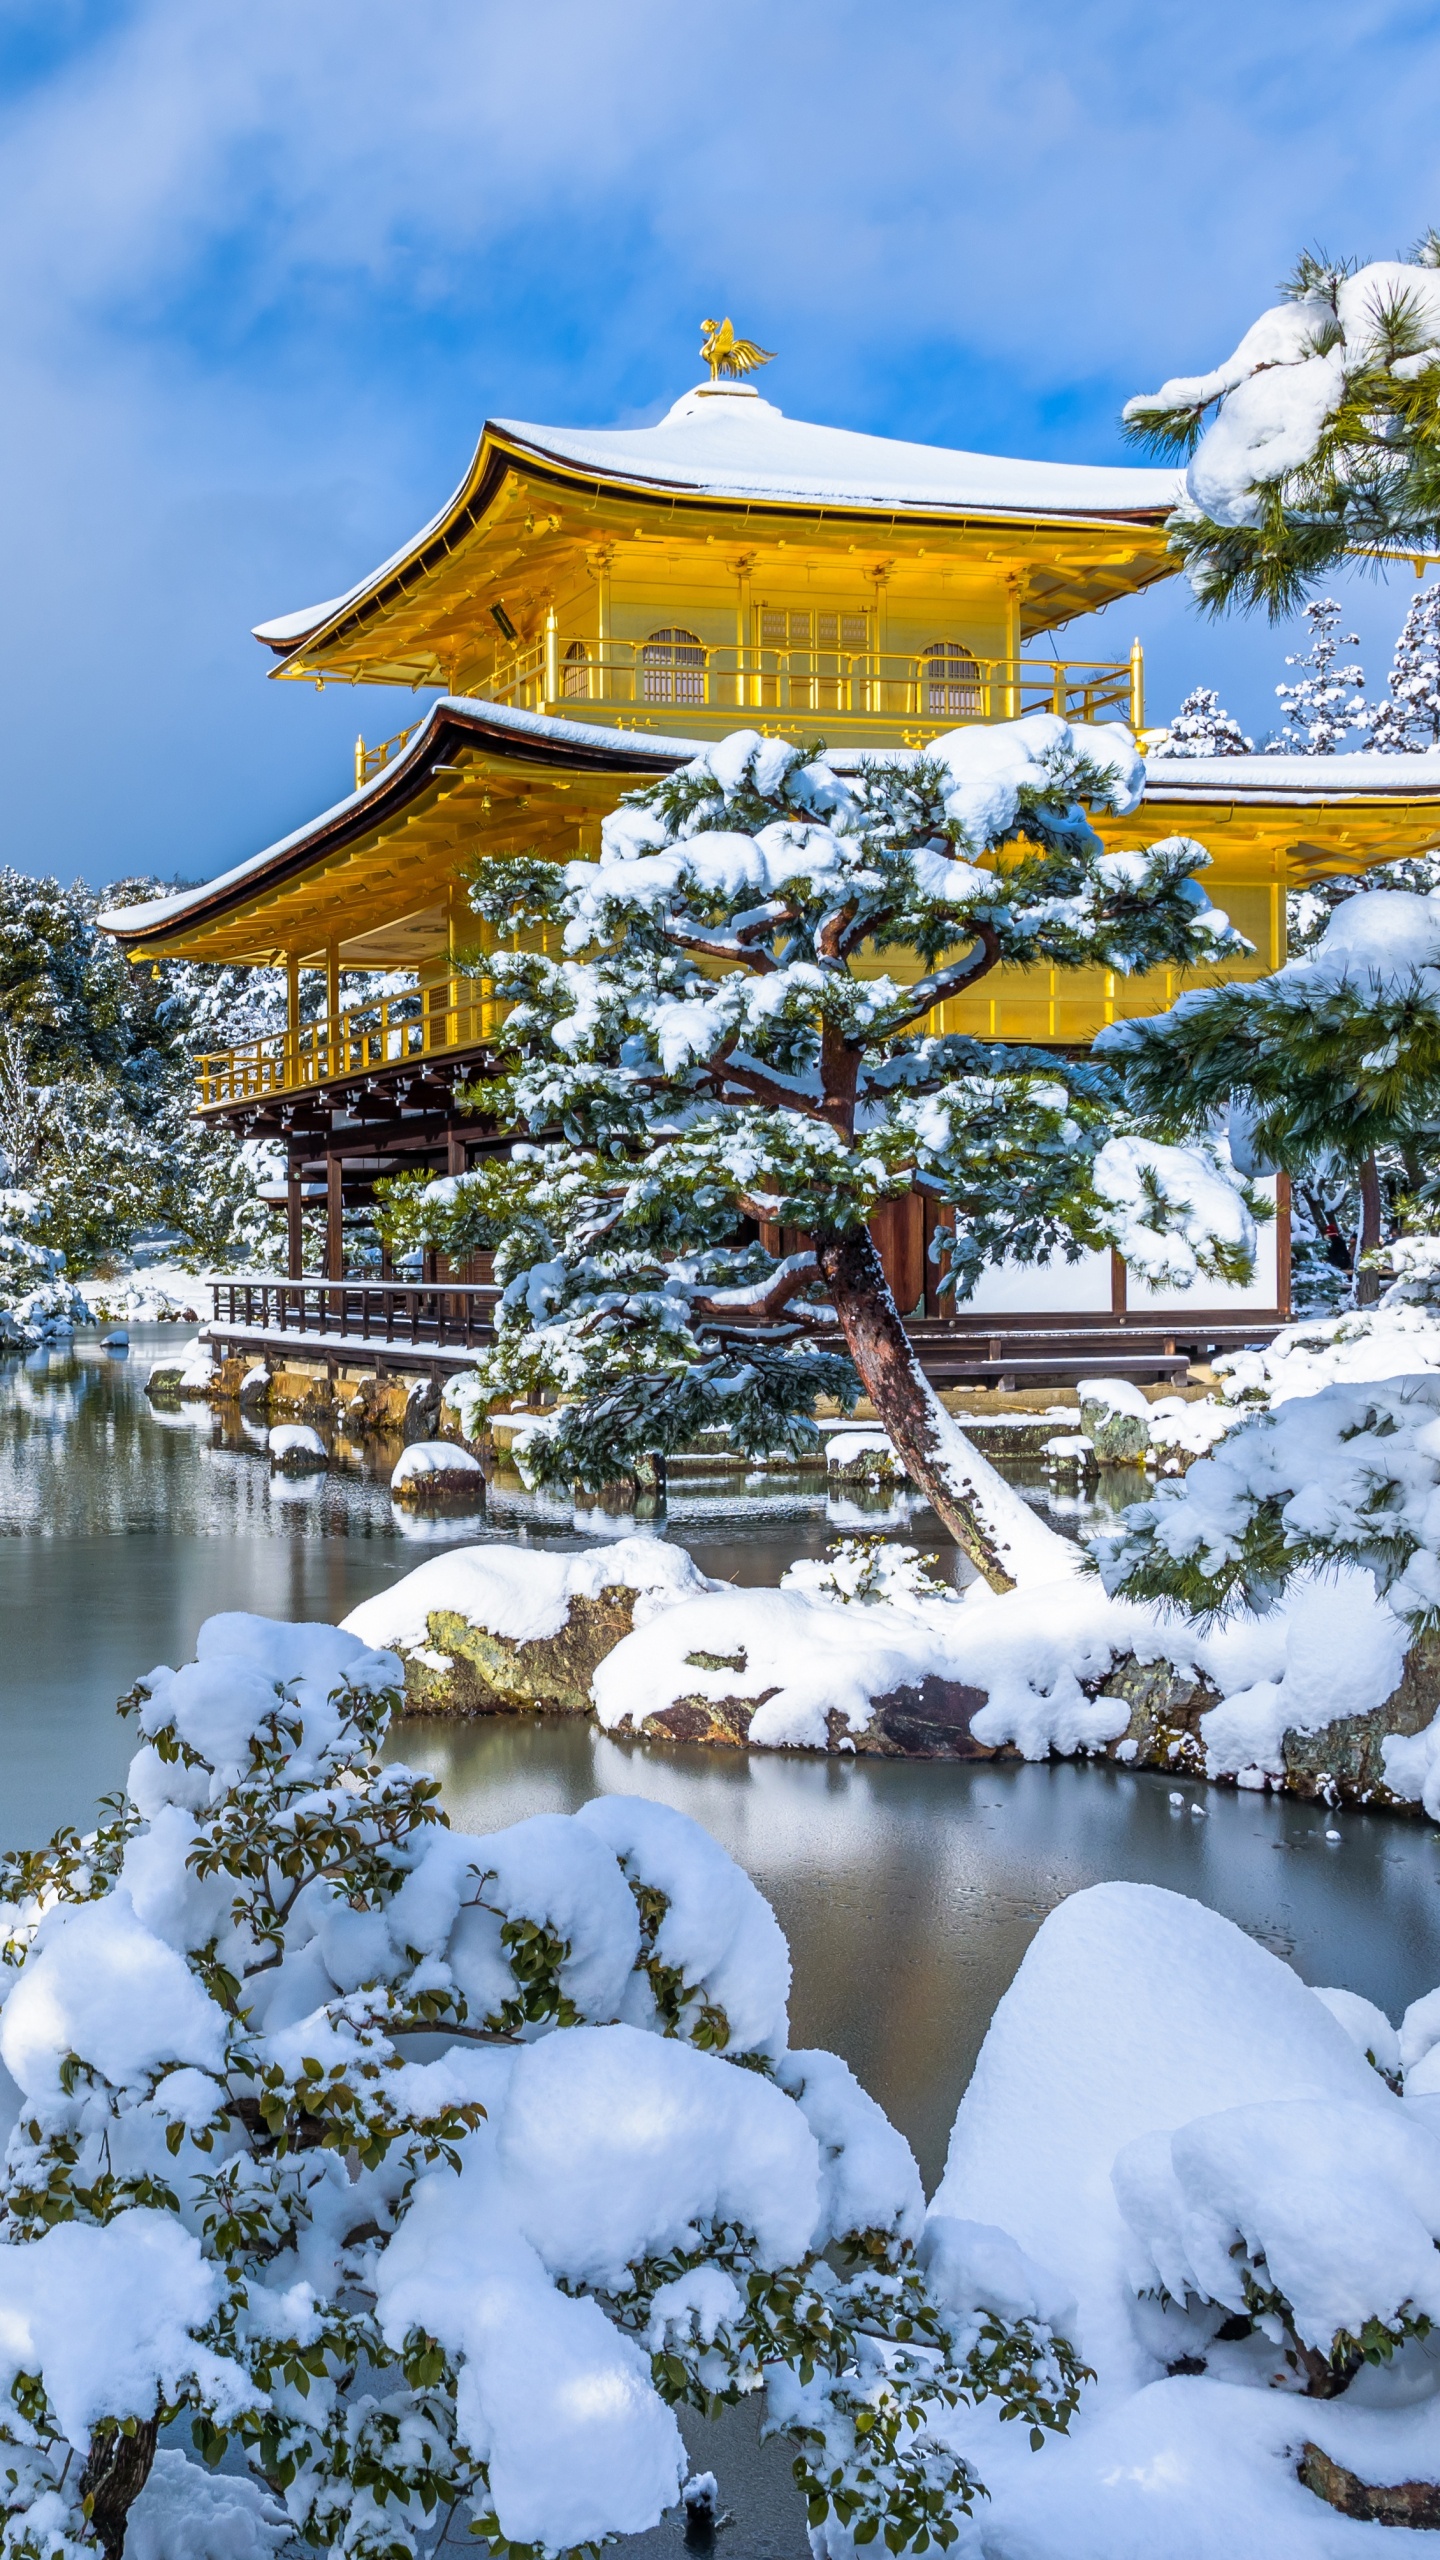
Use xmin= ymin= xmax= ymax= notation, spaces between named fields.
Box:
xmin=79 ymin=2417 xmax=158 ymax=2559
xmin=1355 ymin=1154 xmax=1383 ymax=1307
xmin=815 ymin=1227 xmax=1055 ymax=1593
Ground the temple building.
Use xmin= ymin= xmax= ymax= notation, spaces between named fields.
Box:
xmin=101 ymin=334 xmax=1440 ymax=1379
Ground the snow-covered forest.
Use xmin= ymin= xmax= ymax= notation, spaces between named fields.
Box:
xmin=0 ymin=872 xmax=285 ymax=1328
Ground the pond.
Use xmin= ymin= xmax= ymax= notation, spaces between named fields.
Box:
xmin=7 ymin=1330 xmax=1440 ymax=2551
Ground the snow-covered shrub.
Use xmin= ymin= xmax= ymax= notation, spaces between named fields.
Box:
xmin=933 ymin=1882 xmax=1440 ymax=2552
xmin=1092 ymin=1371 xmax=1440 ymax=1626
xmin=1114 ymin=2099 xmax=1440 ymax=2395
xmin=0 ymin=1614 xmax=1086 ymax=2559
xmin=782 ymin=1536 xmax=955 ymax=1612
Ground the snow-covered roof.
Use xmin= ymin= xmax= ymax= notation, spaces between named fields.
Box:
xmin=1143 ymin=750 xmax=1440 ymax=803
xmin=251 ymin=385 xmax=1183 ymax=650
xmin=100 ymin=700 xmax=1440 ymax=952
xmin=492 ymin=386 xmax=1181 ymax=519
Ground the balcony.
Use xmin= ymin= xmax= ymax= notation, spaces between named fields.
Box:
xmin=482 ymin=630 xmax=1142 ymax=744
xmin=195 ymin=975 xmax=501 ymax=1111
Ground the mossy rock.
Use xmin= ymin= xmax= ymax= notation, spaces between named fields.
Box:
xmin=396 ymin=1587 xmax=642 ymax=1718
xmin=1098 ymin=1655 xmax=1222 ymax=1776
xmin=1282 ymin=1630 xmax=1440 ymax=1807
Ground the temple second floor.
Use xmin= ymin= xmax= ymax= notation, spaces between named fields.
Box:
xmin=98 ymin=698 xmax=1440 ymax=1117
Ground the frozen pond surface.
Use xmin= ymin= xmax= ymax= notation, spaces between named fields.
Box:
xmin=6 ymin=1331 xmax=1440 ymax=2551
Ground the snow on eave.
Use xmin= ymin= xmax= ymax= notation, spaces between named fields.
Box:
xmin=96 ymin=698 xmax=691 ymax=944
xmin=251 ymin=400 xmax=1183 ymax=660
xmin=1142 ymin=749 xmax=1440 ymax=805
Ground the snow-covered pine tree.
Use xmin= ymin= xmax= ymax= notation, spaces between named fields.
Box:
xmin=1122 ymin=239 xmax=1440 ymax=616
xmin=1098 ymin=885 xmax=1440 ymax=1305
xmin=0 ymin=1612 xmax=1088 ymax=2560
xmin=1150 ymin=687 xmax=1253 ymax=757
xmin=1273 ymin=598 xmax=1368 ymax=754
xmin=1365 ymin=582 xmax=1440 ymax=750
xmin=378 ymin=721 xmax=1258 ymax=1590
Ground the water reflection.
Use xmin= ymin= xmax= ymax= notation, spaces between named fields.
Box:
xmin=7 ymin=1336 xmax=1440 ymax=2194
xmin=0 ymin=1336 xmax=943 ymax=1844
xmin=398 ymin=1716 xmax=1440 ymax=2193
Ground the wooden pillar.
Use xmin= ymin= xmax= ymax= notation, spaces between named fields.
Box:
xmin=922 ymin=1198 xmax=951 ymax=1319
xmin=1110 ymin=1249 xmax=1128 ymax=1317
xmin=326 ymin=938 xmax=340 ymax=1077
xmin=326 ymin=1155 xmax=344 ymax=1281
xmin=284 ymin=951 xmax=301 ymax=1089
xmin=287 ymin=1161 xmax=303 ymax=1280
xmin=1276 ymin=1169 xmax=1292 ymax=1315
xmin=447 ymin=1131 xmax=466 ymax=1176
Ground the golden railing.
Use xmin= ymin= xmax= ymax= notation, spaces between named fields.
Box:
xmin=195 ymin=975 xmax=500 ymax=1109
xmin=354 ymin=723 xmax=419 ymax=790
xmin=485 ymin=637 xmax=1139 ymax=733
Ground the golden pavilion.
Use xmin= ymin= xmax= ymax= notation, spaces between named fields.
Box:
xmin=101 ymin=330 xmax=1440 ymax=1366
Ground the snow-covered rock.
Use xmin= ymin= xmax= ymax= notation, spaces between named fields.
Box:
xmin=1078 ymin=1376 xmax=1152 ymax=1464
xmin=389 ymin=1439 xmax=485 ymax=1506
xmin=340 ymin=1538 xmax=722 ymax=1717
xmin=267 ymin=1422 xmax=326 ymax=1472
xmin=931 ymin=1881 xmax=1440 ymax=2552
xmin=146 ymin=1338 xmax=216 ymax=1401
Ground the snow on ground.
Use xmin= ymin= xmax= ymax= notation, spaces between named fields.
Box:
xmin=592 ymin=1542 xmax=1409 ymax=1778
xmin=80 ymin=1262 xmax=217 ymax=1324
xmin=341 ymin=1537 xmax=719 ymax=1655
xmin=930 ymin=1881 xmax=1440 ymax=2556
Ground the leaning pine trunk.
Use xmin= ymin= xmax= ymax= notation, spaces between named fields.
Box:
xmin=814 ymin=1228 xmax=1073 ymax=1594
xmin=79 ymin=2416 xmax=158 ymax=2560
xmin=1355 ymin=1154 xmax=1384 ymax=1308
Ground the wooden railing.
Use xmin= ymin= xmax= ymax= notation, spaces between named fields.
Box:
xmin=196 ymin=975 xmax=500 ymax=1108
xmin=486 ymin=637 xmax=1139 ymax=734
xmin=211 ymin=1279 xmax=498 ymax=1350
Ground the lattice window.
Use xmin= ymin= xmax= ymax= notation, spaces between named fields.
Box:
xmin=642 ymin=628 xmax=706 ymax=705
xmin=760 ymin=608 xmax=868 ymax=649
xmin=562 ymin=641 xmax=590 ymax=699
xmin=924 ymin=640 xmax=982 ymax=717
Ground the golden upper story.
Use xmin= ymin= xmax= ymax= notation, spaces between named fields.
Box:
xmin=98 ymin=340 xmax=1440 ymax=1101
xmin=253 ymin=370 xmax=1180 ymax=750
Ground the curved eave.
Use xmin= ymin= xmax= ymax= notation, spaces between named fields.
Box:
xmin=258 ymin=419 xmax=1179 ymax=680
xmin=100 ymin=698 xmax=684 ymax=960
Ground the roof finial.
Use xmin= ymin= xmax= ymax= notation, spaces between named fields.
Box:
xmin=700 ymin=318 xmax=776 ymax=383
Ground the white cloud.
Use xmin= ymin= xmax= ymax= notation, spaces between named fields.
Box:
xmin=1 ymin=0 xmax=1438 ymax=882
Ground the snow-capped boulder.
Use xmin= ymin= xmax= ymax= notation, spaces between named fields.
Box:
xmin=267 ymin=1422 xmax=326 ymax=1473
xmin=1078 ymin=1376 xmax=1152 ymax=1465
xmin=389 ymin=1439 xmax=485 ymax=1508
xmin=340 ymin=1538 xmax=723 ymax=1716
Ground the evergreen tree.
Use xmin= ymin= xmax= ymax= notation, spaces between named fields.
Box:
xmin=1099 ymin=885 xmax=1440 ymax=1306
xmin=379 ymin=722 xmax=1257 ymax=1589
xmin=1150 ymin=686 xmax=1253 ymax=757
xmin=1272 ymin=599 xmax=1367 ymax=754
xmin=1123 ymin=238 xmax=1440 ymax=616
xmin=1365 ymin=582 xmax=1440 ymax=749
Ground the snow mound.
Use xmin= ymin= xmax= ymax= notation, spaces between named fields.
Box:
xmin=267 ymin=1422 xmax=325 ymax=1465
xmin=391 ymin=1438 xmax=484 ymax=1485
xmin=341 ymin=1536 xmax=720 ymax=1653
xmin=932 ymin=1881 xmax=1392 ymax=2396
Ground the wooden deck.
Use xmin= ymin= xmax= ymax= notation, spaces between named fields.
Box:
xmin=206 ymin=1281 xmax=1287 ymax=1390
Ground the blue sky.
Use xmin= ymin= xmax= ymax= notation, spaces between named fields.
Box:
xmin=3 ymin=0 xmax=1440 ymax=890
